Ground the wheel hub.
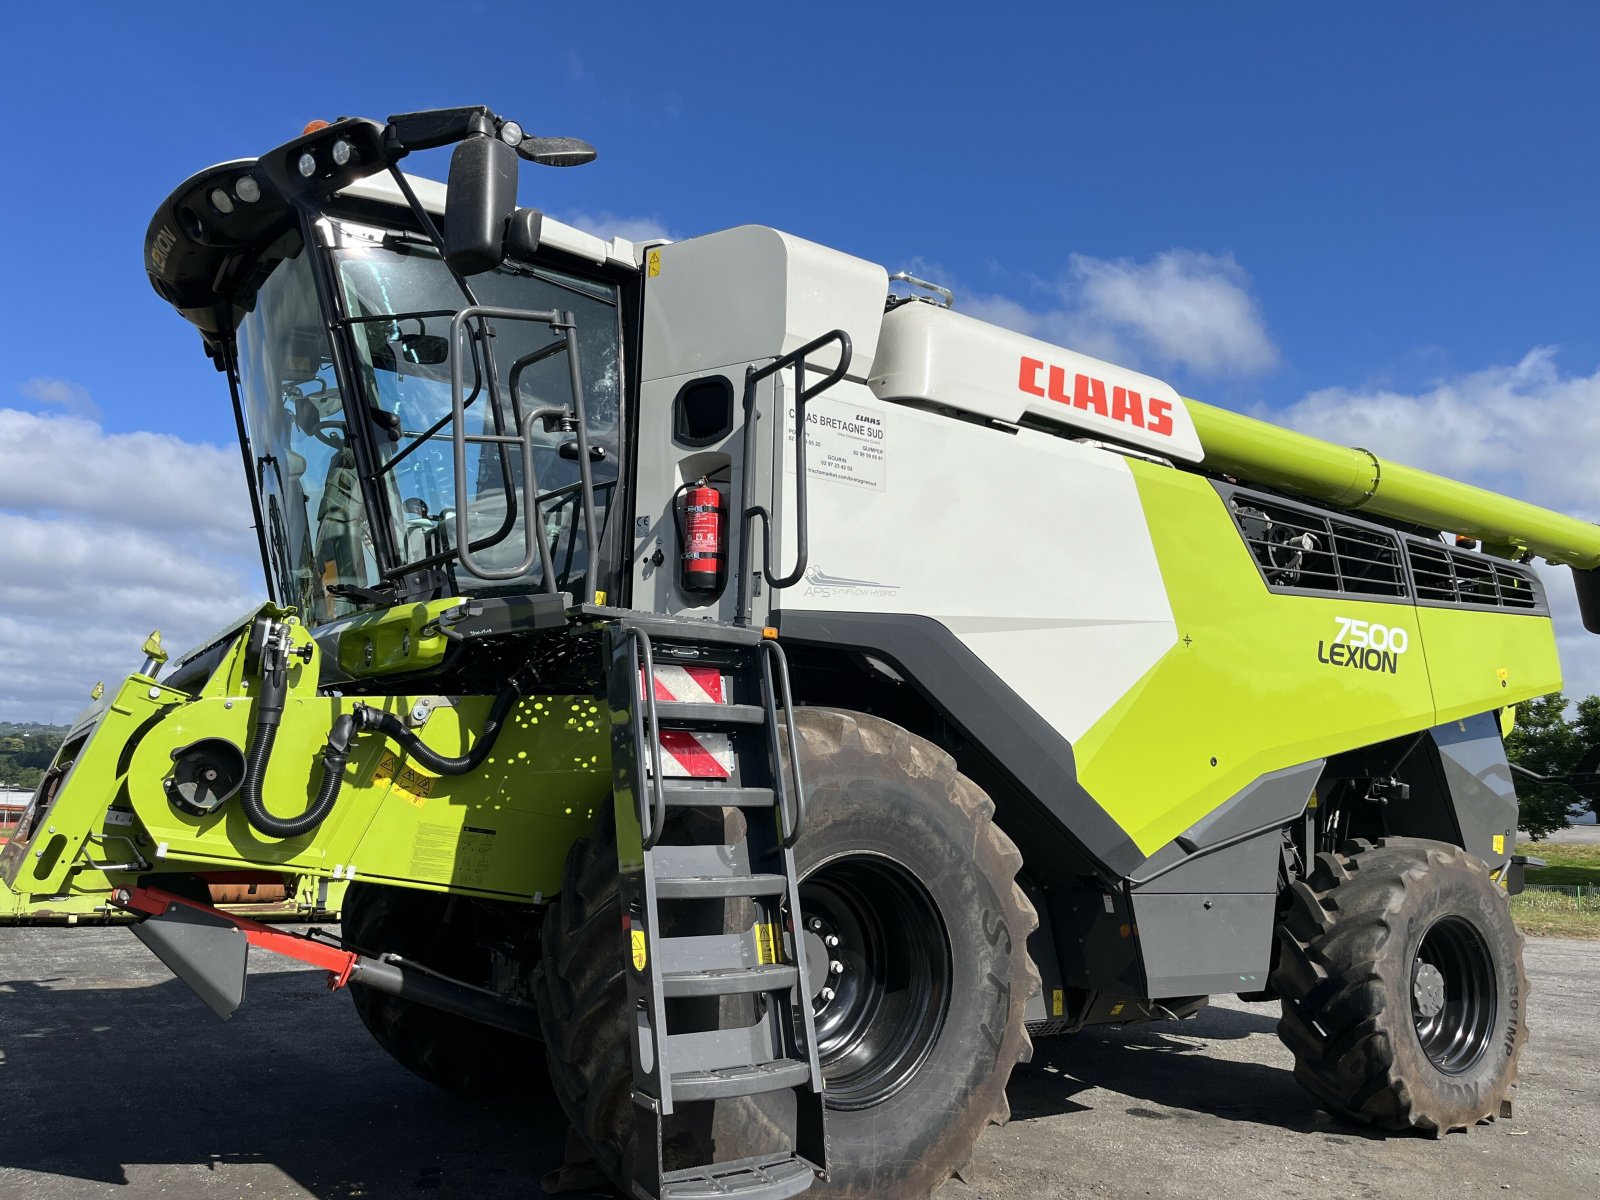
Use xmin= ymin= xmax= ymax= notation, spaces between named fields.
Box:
xmin=1410 ymin=915 xmax=1498 ymax=1076
xmin=797 ymin=854 xmax=952 ymax=1110
xmin=802 ymin=917 xmax=846 ymax=1005
xmin=1412 ymin=961 xmax=1446 ymax=1019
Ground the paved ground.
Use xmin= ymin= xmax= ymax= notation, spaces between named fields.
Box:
xmin=1 ymin=928 xmax=1595 ymax=1199
xmin=1540 ymin=822 xmax=1600 ymax=844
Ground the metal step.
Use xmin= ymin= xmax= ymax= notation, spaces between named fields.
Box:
xmin=662 ymin=1155 xmax=816 ymax=1200
xmin=661 ymin=963 xmax=797 ymax=998
xmin=663 ymin=785 xmax=776 ymax=809
xmin=671 ymin=1059 xmax=813 ymax=1102
xmin=656 ymin=701 xmax=765 ymax=727
xmin=656 ymin=873 xmax=788 ymax=900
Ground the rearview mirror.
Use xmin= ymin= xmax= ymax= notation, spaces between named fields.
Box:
xmin=444 ymin=134 xmax=518 ymax=275
xmin=399 ymin=333 xmax=449 ymax=365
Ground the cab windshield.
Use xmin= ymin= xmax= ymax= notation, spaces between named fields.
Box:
xmin=233 ymin=218 xmax=622 ymax=624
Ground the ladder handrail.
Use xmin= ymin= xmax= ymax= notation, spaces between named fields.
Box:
xmin=759 ymin=638 xmax=807 ymax=847
xmin=625 ymin=626 xmax=670 ymax=850
xmin=736 ymin=329 xmax=853 ymax=623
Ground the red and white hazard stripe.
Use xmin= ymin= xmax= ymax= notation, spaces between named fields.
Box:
xmin=642 ymin=664 xmax=734 ymax=779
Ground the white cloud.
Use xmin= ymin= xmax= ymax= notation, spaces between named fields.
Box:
xmin=0 ymin=408 xmax=252 ymax=535
xmin=1278 ymin=348 xmax=1600 ymax=519
xmin=17 ymin=377 xmax=100 ymax=420
xmin=1277 ymin=348 xmax=1600 ymax=698
xmin=554 ymin=211 xmax=673 ymax=244
xmin=0 ymin=408 xmax=259 ymax=723
xmin=962 ymin=249 xmax=1278 ymax=377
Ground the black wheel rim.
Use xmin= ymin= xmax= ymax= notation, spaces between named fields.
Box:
xmin=1410 ymin=914 xmax=1497 ymax=1075
xmin=798 ymin=853 xmax=952 ymax=1111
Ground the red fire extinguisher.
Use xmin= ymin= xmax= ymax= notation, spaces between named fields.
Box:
xmin=675 ymin=478 xmax=726 ymax=592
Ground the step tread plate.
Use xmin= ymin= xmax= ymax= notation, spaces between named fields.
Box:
xmin=663 ymin=786 xmax=776 ymax=809
xmin=655 ymin=701 xmax=765 ymax=727
xmin=662 ymin=1154 xmax=817 ymax=1200
xmin=656 ymin=873 xmax=788 ymax=900
xmin=661 ymin=963 xmax=798 ymax=998
xmin=671 ymin=1058 xmax=814 ymax=1102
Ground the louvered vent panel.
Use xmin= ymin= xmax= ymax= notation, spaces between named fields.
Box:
xmin=1228 ymin=494 xmax=1406 ymax=598
xmin=1406 ymin=540 xmax=1542 ymax=610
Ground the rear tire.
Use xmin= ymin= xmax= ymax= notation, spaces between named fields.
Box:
xmin=341 ymin=882 xmax=550 ymax=1100
xmin=533 ymin=708 xmax=1039 ymax=1198
xmin=1271 ymin=837 xmax=1528 ymax=1134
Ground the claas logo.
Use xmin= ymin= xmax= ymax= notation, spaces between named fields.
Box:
xmin=1017 ymin=356 xmax=1175 ymax=437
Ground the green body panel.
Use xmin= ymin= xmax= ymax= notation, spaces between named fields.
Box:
xmin=1189 ymin=398 xmax=1600 ymax=568
xmin=1415 ymin=605 xmax=1562 ymax=726
xmin=2 ymin=612 xmax=610 ymax=906
xmin=326 ymin=599 xmax=460 ymax=678
xmin=125 ymin=691 xmax=607 ymax=898
xmin=1073 ymin=462 xmax=1560 ymax=856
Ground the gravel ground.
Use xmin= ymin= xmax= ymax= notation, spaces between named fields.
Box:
xmin=0 ymin=927 xmax=1595 ymax=1199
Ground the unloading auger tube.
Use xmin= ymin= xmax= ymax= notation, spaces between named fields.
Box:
xmin=237 ymin=620 xmax=519 ymax=839
xmin=1188 ymin=398 xmax=1600 ymax=570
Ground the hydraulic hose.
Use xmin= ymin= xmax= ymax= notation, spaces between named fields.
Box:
xmin=239 ymin=653 xmax=359 ymax=840
xmin=352 ymin=686 xmax=520 ymax=776
xmin=237 ymin=633 xmax=516 ymax=837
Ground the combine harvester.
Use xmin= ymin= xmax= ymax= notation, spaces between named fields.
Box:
xmin=6 ymin=105 xmax=1599 ymax=1198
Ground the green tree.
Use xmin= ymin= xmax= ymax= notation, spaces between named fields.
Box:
xmin=0 ymin=729 xmax=66 ymax=790
xmin=1503 ymin=692 xmax=1597 ymax=839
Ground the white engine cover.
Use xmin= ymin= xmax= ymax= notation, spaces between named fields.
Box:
xmin=780 ymin=381 xmax=1178 ymax=744
xmin=869 ymin=303 xmax=1204 ymax=464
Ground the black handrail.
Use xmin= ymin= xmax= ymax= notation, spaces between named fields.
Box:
xmin=625 ymin=627 xmax=669 ymax=850
xmin=759 ymin=638 xmax=807 ymax=847
xmin=735 ymin=330 xmax=853 ymax=623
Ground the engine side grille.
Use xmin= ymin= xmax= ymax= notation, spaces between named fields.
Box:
xmin=1406 ymin=539 xmax=1545 ymax=611
xmin=1224 ymin=490 xmax=1407 ymax=600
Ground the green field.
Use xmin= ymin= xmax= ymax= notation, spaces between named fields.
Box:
xmin=1512 ymin=839 xmax=1600 ymax=939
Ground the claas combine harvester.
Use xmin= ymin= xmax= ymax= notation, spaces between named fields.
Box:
xmin=7 ymin=106 xmax=1600 ymax=1199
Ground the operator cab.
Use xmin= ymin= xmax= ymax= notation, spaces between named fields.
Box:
xmin=144 ymin=109 xmax=633 ymax=630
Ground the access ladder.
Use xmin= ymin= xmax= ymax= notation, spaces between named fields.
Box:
xmin=604 ymin=617 xmax=826 ymax=1200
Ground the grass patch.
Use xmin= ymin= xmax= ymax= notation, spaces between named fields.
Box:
xmin=1511 ymin=842 xmax=1600 ymax=937
xmin=1511 ymin=910 xmax=1600 ymax=938
xmin=1511 ymin=889 xmax=1600 ymax=939
xmin=1514 ymin=839 xmax=1600 ymax=887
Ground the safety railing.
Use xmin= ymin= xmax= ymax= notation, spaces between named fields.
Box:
xmin=735 ymin=329 xmax=853 ymax=624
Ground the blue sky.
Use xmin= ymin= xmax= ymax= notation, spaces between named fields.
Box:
xmin=3 ymin=2 xmax=1599 ymax=717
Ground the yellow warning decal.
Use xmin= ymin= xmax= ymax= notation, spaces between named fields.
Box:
xmin=647 ymin=249 xmax=662 ymax=277
xmin=1493 ymin=834 xmax=1505 ymax=855
xmin=755 ymin=923 xmax=779 ymax=965
xmin=1109 ymin=1001 xmax=1125 ymax=1017
xmin=631 ymin=928 xmax=648 ymax=972
xmin=1051 ymin=989 xmax=1064 ymax=1018
xmin=373 ymin=750 xmax=436 ymax=808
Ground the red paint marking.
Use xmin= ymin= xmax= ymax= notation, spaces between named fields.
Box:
xmin=659 ymin=731 xmax=731 ymax=779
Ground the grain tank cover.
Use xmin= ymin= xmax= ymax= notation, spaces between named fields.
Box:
xmin=868 ymin=303 xmax=1204 ymax=463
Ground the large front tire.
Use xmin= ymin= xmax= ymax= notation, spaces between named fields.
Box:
xmin=1272 ymin=838 xmax=1528 ymax=1135
xmin=533 ymin=709 xmax=1039 ymax=1198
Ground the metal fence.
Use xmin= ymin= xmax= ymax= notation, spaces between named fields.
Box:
xmin=1514 ymin=883 xmax=1600 ymax=912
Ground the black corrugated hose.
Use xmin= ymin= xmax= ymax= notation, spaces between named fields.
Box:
xmin=238 ymin=657 xmax=518 ymax=838
xmin=239 ymin=656 xmax=360 ymax=840
xmin=351 ymin=686 xmax=520 ymax=776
